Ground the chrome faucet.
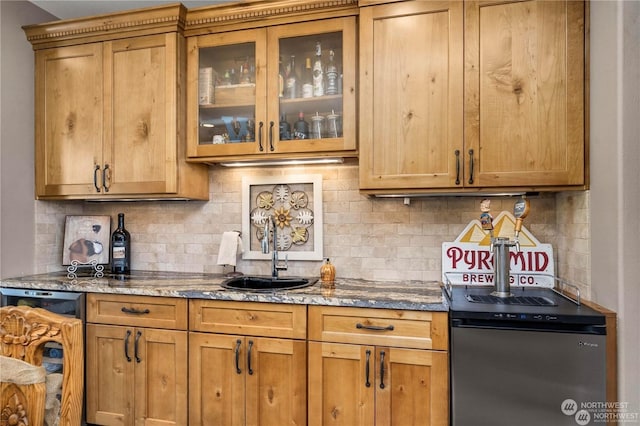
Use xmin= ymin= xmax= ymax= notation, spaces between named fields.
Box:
xmin=262 ymin=216 xmax=288 ymax=278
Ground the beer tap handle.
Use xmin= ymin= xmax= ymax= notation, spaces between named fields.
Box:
xmin=513 ymin=196 xmax=530 ymax=241
xmin=480 ymin=199 xmax=494 ymax=250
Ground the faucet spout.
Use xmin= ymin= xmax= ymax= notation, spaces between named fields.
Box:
xmin=262 ymin=216 xmax=288 ymax=278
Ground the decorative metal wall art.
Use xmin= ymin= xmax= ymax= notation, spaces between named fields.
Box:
xmin=242 ymin=174 xmax=323 ymax=260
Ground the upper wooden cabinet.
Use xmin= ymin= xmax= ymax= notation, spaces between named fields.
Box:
xmin=359 ymin=0 xmax=587 ymax=194
xmin=184 ymin=1 xmax=358 ymax=163
xmin=23 ymin=4 xmax=209 ymax=200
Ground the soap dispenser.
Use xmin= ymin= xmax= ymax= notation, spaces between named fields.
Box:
xmin=320 ymin=258 xmax=336 ymax=285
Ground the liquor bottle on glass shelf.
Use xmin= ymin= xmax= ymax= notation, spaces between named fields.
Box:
xmin=293 ymin=112 xmax=309 ymax=140
xmin=302 ymin=57 xmax=314 ymax=98
xmin=325 ymin=49 xmax=339 ymax=95
xmin=285 ymin=55 xmax=298 ymax=99
xmin=312 ymin=41 xmax=324 ymax=97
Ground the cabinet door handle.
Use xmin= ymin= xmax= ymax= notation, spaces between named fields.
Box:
xmin=379 ymin=350 xmax=386 ymax=390
xmin=468 ymin=149 xmax=475 ymax=185
xmin=93 ymin=165 xmax=101 ymax=192
xmin=124 ymin=329 xmax=132 ymax=362
xmin=454 ymin=150 xmax=461 ymax=185
xmin=134 ymin=330 xmax=142 ymax=363
xmin=103 ymin=164 xmax=111 ymax=192
xmin=247 ymin=340 xmax=254 ymax=375
xmin=365 ymin=349 xmax=371 ymax=388
xmin=121 ymin=307 xmax=150 ymax=315
xmin=234 ymin=339 xmax=242 ymax=374
xmin=268 ymin=121 xmax=275 ymax=151
xmin=258 ymin=122 xmax=264 ymax=152
xmin=356 ymin=323 xmax=394 ymax=332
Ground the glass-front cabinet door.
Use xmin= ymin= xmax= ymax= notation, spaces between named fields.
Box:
xmin=187 ymin=29 xmax=267 ymax=158
xmin=186 ymin=17 xmax=356 ymax=161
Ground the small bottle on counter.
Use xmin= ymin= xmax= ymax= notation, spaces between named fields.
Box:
xmin=320 ymin=258 xmax=336 ymax=286
xmin=111 ymin=213 xmax=131 ymax=274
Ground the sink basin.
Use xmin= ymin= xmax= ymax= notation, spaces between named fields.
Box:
xmin=222 ymin=276 xmax=318 ymax=292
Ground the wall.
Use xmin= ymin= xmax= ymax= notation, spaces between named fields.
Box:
xmin=34 ymin=166 xmax=561 ymax=283
xmin=0 ymin=1 xmax=56 ymax=278
xmin=590 ymin=0 xmax=640 ymax=413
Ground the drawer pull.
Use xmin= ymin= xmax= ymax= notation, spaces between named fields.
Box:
xmin=365 ymin=349 xmax=371 ymax=388
xmin=356 ymin=323 xmax=394 ymax=332
xmin=134 ymin=330 xmax=142 ymax=363
xmin=121 ymin=307 xmax=150 ymax=315
xmin=379 ymin=350 xmax=386 ymax=390
xmin=234 ymin=339 xmax=242 ymax=374
xmin=247 ymin=340 xmax=254 ymax=375
xmin=124 ymin=330 xmax=132 ymax=362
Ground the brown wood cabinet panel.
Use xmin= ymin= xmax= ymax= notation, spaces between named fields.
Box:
xmin=189 ymin=332 xmax=307 ymax=426
xmin=308 ymin=342 xmax=448 ymax=426
xmin=87 ymin=293 xmax=188 ymax=330
xmin=86 ymin=324 xmax=135 ymax=425
xmin=86 ymin=323 xmax=188 ymax=426
xmin=133 ymin=327 xmax=188 ymax=426
xmin=308 ymin=306 xmax=448 ymax=350
xmin=360 ymin=0 xmax=587 ymax=194
xmin=465 ymin=0 xmax=586 ymax=187
xmin=359 ymin=0 xmax=464 ymax=190
xmin=25 ymin=4 xmax=209 ymax=200
xmin=375 ymin=346 xmax=449 ymax=426
xmin=308 ymin=342 xmax=375 ymax=426
xmin=34 ymin=43 xmax=104 ymax=197
xmin=103 ymin=34 xmax=178 ymax=195
xmin=190 ymin=299 xmax=306 ymax=339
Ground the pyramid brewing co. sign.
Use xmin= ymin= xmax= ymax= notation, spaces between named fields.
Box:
xmin=442 ymin=211 xmax=555 ymax=287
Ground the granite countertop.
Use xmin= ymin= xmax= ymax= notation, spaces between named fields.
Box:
xmin=1 ymin=270 xmax=447 ymax=312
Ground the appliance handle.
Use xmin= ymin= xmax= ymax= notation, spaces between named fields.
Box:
xmin=451 ymin=318 xmax=606 ymax=335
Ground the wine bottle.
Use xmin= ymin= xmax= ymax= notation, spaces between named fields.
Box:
xmin=301 ymin=57 xmax=314 ymax=98
xmin=312 ymin=41 xmax=325 ymax=97
xmin=285 ymin=55 xmax=298 ymax=99
xmin=111 ymin=213 xmax=131 ymax=274
xmin=293 ymin=112 xmax=309 ymax=140
xmin=326 ymin=49 xmax=338 ymax=95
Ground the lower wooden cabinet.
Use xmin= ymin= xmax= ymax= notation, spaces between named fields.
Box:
xmin=308 ymin=342 xmax=448 ymax=426
xmin=85 ymin=294 xmax=188 ymax=426
xmin=189 ymin=332 xmax=307 ymax=426
xmin=86 ymin=296 xmax=448 ymax=425
xmin=189 ymin=300 xmax=307 ymax=425
xmin=308 ymin=306 xmax=449 ymax=426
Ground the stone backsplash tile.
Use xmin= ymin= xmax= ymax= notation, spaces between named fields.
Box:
xmin=33 ymin=165 xmax=588 ymax=289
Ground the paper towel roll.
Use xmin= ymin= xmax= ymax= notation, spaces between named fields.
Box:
xmin=217 ymin=231 xmax=243 ymax=266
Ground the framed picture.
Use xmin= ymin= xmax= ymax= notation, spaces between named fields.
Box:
xmin=242 ymin=174 xmax=323 ymax=261
xmin=62 ymin=216 xmax=111 ymax=266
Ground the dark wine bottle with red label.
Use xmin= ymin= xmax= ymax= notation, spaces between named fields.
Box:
xmin=111 ymin=213 xmax=131 ymax=274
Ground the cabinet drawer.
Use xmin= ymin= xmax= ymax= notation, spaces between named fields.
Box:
xmin=189 ymin=300 xmax=306 ymax=339
xmin=87 ymin=294 xmax=188 ymax=330
xmin=308 ymin=306 xmax=448 ymax=350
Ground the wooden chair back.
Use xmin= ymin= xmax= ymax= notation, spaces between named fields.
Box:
xmin=1 ymin=305 xmax=83 ymax=426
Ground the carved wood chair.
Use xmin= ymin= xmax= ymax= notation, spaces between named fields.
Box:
xmin=1 ymin=305 xmax=83 ymax=426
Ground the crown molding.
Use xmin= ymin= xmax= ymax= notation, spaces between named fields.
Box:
xmin=23 ymin=3 xmax=187 ymax=49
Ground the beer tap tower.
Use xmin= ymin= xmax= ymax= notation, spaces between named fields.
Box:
xmin=480 ymin=197 xmax=530 ymax=298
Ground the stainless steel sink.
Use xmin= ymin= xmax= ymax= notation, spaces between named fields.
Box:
xmin=221 ymin=276 xmax=318 ymax=292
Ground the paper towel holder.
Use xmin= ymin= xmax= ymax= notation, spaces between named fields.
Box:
xmin=222 ymin=230 xmax=244 ymax=278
